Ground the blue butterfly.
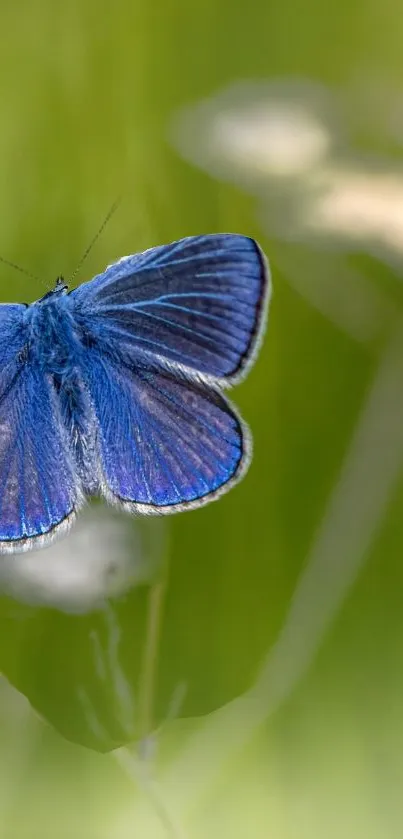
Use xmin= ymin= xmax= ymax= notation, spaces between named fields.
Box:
xmin=0 ymin=234 xmax=270 ymax=553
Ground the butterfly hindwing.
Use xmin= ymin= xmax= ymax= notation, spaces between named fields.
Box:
xmin=71 ymin=234 xmax=269 ymax=383
xmin=81 ymin=351 xmax=248 ymax=512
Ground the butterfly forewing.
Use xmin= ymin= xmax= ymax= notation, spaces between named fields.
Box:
xmin=71 ymin=234 xmax=269 ymax=383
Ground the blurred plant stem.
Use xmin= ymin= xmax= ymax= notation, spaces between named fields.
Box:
xmin=138 ymin=575 xmax=168 ymax=742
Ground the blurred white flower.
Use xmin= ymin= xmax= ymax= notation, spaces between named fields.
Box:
xmin=207 ymin=101 xmax=331 ymax=177
xmin=302 ymin=165 xmax=403 ymax=254
xmin=0 ymin=507 xmax=164 ymax=613
xmin=171 ymin=77 xmax=403 ymax=268
xmin=171 ymin=79 xmax=338 ymax=189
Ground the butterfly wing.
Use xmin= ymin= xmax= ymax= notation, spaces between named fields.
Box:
xmin=80 ymin=350 xmax=248 ymax=512
xmin=71 ymin=234 xmax=269 ymax=384
xmin=0 ymin=305 xmax=80 ymax=552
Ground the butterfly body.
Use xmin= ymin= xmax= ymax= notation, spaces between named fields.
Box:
xmin=25 ymin=291 xmax=73 ymax=370
xmin=0 ymin=234 xmax=270 ymax=553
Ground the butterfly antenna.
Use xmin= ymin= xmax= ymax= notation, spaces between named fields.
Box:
xmin=0 ymin=255 xmax=40 ymax=283
xmin=69 ymin=197 xmax=121 ymax=284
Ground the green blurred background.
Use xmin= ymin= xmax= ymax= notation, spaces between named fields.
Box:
xmin=0 ymin=0 xmax=403 ymax=836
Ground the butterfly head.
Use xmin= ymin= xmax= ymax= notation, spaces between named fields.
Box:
xmin=36 ymin=277 xmax=69 ymax=304
xmin=54 ymin=276 xmax=69 ymax=295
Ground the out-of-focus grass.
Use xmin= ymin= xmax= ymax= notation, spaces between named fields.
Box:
xmin=0 ymin=0 xmax=403 ymax=836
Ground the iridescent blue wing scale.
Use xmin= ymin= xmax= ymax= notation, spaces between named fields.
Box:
xmin=80 ymin=351 xmax=247 ymax=512
xmin=71 ymin=234 xmax=269 ymax=384
xmin=0 ymin=305 xmax=79 ymax=552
